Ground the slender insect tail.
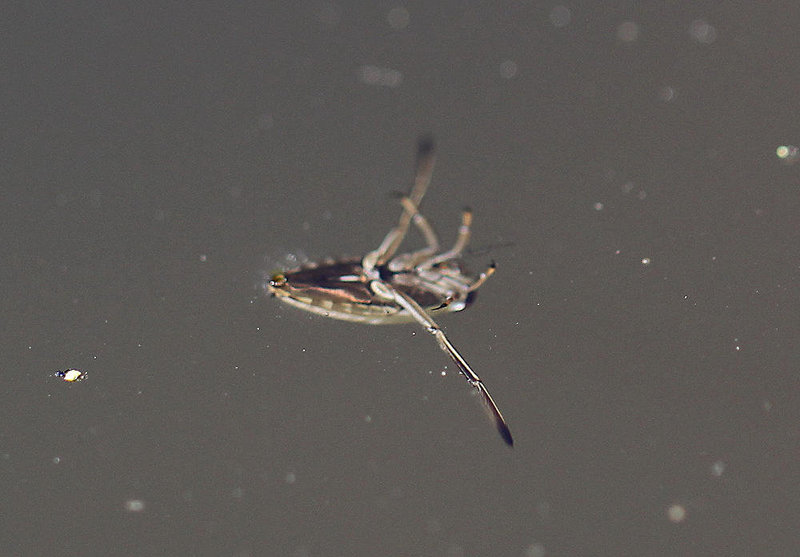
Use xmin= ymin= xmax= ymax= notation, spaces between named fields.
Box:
xmin=385 ymin=285 xmax=514 ymax=447
xmin=474 ymin=381 xmax=514 ymax=447
xmin=434 ymin=330 xmax=514 ymax=447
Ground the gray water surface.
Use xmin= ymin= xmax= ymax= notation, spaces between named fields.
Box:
xmin=2 ymin=4 xmax=798 ymax=556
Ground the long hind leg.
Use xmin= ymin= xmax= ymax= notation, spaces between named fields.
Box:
xmin=370 ymin=280 xmax=514 ymax=446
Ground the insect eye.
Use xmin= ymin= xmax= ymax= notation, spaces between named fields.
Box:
xmin=269 ymin=273 xmax=287 ymax=287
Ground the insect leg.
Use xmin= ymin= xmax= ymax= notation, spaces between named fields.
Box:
xmin=371 ymin=280 xmax=513 ymax=446
xmin=467 ymin=261 xmax=496 ymax=292
xmin=387 ymin=196 xmax=440 ymax=271
xmin=364 ymin=137 xmax=436 ymax=272
xmin=419 ymin=208 xmax=474 ymax=269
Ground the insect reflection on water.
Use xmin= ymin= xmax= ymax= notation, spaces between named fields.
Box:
xmin=267 ymin=137 xmax=513 ymax=446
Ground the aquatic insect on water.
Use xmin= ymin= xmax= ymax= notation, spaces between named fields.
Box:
xmin=267 ymin=137 xmax=513 ymax=446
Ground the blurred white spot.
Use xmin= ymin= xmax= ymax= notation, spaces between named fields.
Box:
xmin=711 ymin=460 xmax=726 ymax=477
xmin=364 ymin=415 xmax=372 ymax=423
xmin=499 ymin=60 xmax=518 ymax=79
xmin=593 ymin=202 xmax=604 ymax=211
xmin=667 ymin=504 xmax=686 ymax=522
xmin=358 ymin=65 xmax=403 ymax=88
xmin=199 ymin=254 xmax=207 ymax=262
xmin=549 ymin=5 xmax=571 ymax=27
xmin=52 ymin=456 xmax=61 ymax=464
xmin=285 ymin=472 xmax=297 ymax=484
xmin=689 ymin=19 xmax=717 ymax=44
xmin=641 ymin=258 xmax=651 ymax=265
xmin=617 ymin=21 xmax=639 ymax=42
xmin=387 ymin=7 xmax=410 ymax=29
xmin=776 ymin=145 xmax=799 ymax=164
xmin=526 ymin=543 xmax=546 ymax=557
xmin=125 ymin=499 xmax=145 ymax=512
xmin=658 ymin=86 xmax=677 ymax=102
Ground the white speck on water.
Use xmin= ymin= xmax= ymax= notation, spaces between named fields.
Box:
xmin=658 ymin=86 xmax=677 ymax=102
xmin=525 ymin=543 xmax=547 ymax=557
xmin=616 ymin=21 xmax=639 ymax=42
xmin=689 ymin=19 xmax=717 ymax=44
xmin=776 ymin=145 xmax=799 ymax=164
xmin=387 ymin=7 xmax=409 ymax=29
xmin=667 ymin=504 xmax=686 ymax=522
xmin=499 ymin=60 xmax=518 ymax=79
xmin=358 ymin=65 xmax=403 ymax=88
xmin=711 ymin=460 xmax=726 ymax=477
xmin=124 ymin=499 xmax=146 ymax=512
xmin=549 ymin=5 xmax=571 ymax=27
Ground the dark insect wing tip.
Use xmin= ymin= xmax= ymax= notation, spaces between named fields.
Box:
xmin=473 ymin=381 xmax=514 ymax=447
xmin=497 ymin=420 xmax=514 ymax=447
xmin=417 ymin=134 xmax=435 ymax=157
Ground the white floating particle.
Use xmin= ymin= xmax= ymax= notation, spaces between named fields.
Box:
xmin=525 ymin=543 xmax=546 ymax=557
xmin=617 ymin=21 xmax=639 ymax=42
xmin=358 ymin=65 xmax=403 ymax=88
xmin=387 ymin=7 xmax=410 ymax=29
xmin=667 ymin=504 xmax=686 ymax=522
xmin=776 ymin=145 xmax=799 ymax=164
xmin=124 ymin=499 xmax=146 ymax=512
xmin=549 ymin=5 xmax=571 ymax=27
xmin=711 ymin=460 xmax=726 ymax=477
xmin=658 ymin=86 xmax=677 ymax=102
xmin=55 ymin=369 xmax=86 ymax=382
xmin=641 ymin=258 xmax=651 ymax=265
xmin=689 ymin=19 xmax=717 ymax=44
xmin=499 ymin=60 xmax=518 ymax=79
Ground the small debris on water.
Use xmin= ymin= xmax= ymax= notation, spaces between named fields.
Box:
xmin=54 ymin=369 xmax=86 ymax=382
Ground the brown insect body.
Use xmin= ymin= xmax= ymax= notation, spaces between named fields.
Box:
xmin=268 ymin=138 xmax=513 ymax=446
xmin=271 ymin=258 xmax=477 ymax=324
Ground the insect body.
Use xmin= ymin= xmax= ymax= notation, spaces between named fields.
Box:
xmin=268 ymin=137 xmax=513 ymax=446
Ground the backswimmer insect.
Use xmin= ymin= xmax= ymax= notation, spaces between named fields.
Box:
xmin=267 ymin=137 xmax=513 ymax=446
